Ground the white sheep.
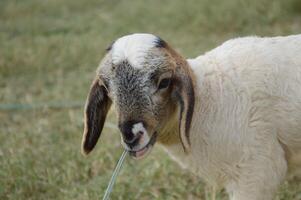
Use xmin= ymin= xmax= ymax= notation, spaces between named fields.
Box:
xmin=82 ymin=33 xmax=301 ymax=200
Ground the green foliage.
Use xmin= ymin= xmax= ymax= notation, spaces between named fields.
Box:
xmin=0 ymin=0 xmax=300 ymax=199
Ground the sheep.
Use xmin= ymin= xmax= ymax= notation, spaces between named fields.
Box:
xmin=81 ymin=33 xmax=301 ymax=200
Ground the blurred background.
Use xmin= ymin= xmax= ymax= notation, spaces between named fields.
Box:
xmin=1 ymin=0 xmax=301 ymax=199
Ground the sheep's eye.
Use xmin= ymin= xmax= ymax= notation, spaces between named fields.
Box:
xmin=158 ymin=78 xmax=171 ymax=90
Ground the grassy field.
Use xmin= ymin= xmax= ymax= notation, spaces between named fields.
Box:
xmin=1 ymin=0 xmax=301 ymax=199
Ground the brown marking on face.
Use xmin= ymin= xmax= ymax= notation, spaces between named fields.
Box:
xmin=156 ymin=102 xmax=182 ymax=145
xmin=155 ymin=41 xmax=196 ymax=152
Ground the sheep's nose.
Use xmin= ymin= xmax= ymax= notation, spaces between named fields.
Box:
xmin=118 ymin=120 xmax=145 ymax=148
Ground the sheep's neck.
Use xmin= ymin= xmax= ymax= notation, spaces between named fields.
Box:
xmin=157 ymin=105 xmax=181 ymax=146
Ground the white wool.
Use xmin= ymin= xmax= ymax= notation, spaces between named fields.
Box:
xmin=111 ymin=33 xmax=157 ymax=68
xmin=163 ymin=34 xmax=301 ymax=200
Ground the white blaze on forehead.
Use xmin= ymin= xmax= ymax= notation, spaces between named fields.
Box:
xmin=111 ymin=33 xmax=158 ymax=68
xmin=132 ymin=122 xmax=147 ymax=136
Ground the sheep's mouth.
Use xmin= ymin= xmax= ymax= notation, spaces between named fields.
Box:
xmin=128 ymin=132 xmax=157 ymax=159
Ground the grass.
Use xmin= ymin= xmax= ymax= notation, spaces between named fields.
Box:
xmin=0 ymin=0 xmax=301 ymax=199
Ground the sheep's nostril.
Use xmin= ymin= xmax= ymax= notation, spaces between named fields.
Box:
xmin=123 ymin=132 xmax=135 ymax=143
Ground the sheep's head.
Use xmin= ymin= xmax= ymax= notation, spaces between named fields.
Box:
xmin=82 ymin=33 xmax=195 ymax=159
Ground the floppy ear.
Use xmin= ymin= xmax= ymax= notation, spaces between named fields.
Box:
xmin=82 ymin=78 xmax=111 ymax=155
xmin=172 ymin=62 xmax=195 ymax=153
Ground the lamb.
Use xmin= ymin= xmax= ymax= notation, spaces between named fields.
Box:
xmin=81 ymin=33 xmax=301 ymax=200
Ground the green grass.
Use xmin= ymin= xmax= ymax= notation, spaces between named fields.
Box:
xmin=1 ymin=0 xmax=301 ymax=199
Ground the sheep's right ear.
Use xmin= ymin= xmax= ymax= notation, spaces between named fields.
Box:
xmin=82 ymin=79 xmax=111 ymax=155
xmin=172 ymin=65 xmax=195 ymax=153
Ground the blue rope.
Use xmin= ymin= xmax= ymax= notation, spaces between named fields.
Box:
xmin=0 ymin=101 xmax=84 ymax=111
xmin=102 ymin=150 xmax=128 ymax=200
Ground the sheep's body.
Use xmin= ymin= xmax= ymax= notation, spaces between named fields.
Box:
xmin=163 ymin=35 xmax=301 ymax=199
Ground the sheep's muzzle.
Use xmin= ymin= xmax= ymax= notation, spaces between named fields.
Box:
xmin=128 ymin=132 xmax=157 ymax=159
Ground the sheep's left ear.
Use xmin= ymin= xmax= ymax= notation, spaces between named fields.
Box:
xmin=172 ymin=62 xmax=195 ymax=153
xmin=82 ymin=78 xmax=111 ymax=155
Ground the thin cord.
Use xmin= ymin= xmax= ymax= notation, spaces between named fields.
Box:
xmin=102 ymin=150 xmax=128 ymax=200
xmin=0 ymin=102 xmax=84 ymax=111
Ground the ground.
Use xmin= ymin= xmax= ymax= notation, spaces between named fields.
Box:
xmin=0 ymin=0 xmax=301 ymax=199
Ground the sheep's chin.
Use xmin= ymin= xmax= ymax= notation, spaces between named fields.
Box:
xmin=129 ymin=132 xmax=157 ymax=160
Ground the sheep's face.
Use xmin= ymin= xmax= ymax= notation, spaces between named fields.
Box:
xmin=104 ymin=56 xmax=175 ymax=159
xmin=82 ymin=34 xmax=195 ymax=159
